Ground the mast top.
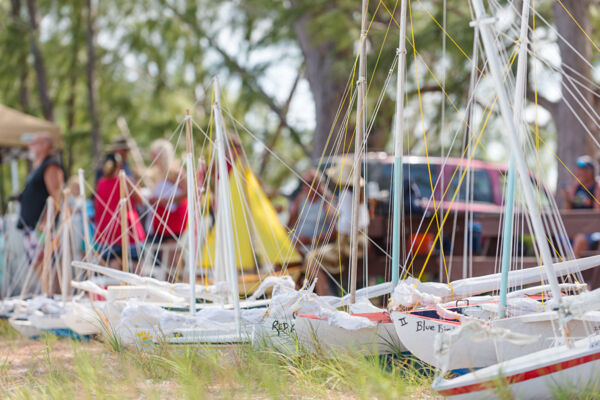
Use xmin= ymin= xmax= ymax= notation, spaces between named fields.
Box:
xmin=185 ymin=109 xmax=192 ymax=154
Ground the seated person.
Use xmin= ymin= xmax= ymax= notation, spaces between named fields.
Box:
xmin=303 ymin=161 xmax=369 ymax=296
xmin=563 ymin=156 xmax=600 ymax=257
xmin=287 ymin=169 xmax=336 ymax=253
xmin=147 ymin=139 xmax=188 ymax=280
xmin=94 ymin=154 xmax=146 ymax=270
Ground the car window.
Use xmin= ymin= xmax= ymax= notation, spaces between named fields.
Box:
xmin=320 ymin=158 xmax=440 ymax=200
xmin=404 ymin=164 xmax=437 ymax=199
xmin=446 ymin=168 xmax=494 ymax=203
xmin=373 ymin=163 xmax=437 ymax=199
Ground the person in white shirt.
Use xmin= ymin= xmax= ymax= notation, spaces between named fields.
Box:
xmin=303 ymin=160 xmax=369 ymax=295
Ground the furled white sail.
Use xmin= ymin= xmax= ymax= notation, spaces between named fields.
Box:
xmin=390 ymin=255 xmax=600 ymax=308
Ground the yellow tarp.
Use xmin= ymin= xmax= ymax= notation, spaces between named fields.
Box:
xmin=201 ymin=160 xmax=302 ymax=270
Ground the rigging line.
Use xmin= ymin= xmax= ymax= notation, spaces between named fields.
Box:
xmin=555 ymin=0 xmax=600 ymax=56
xmin=538 ymin=63 xmax=600 ymax=145
xmin=524 ymin=4 xmax=596 ymax=77
xmin=533 ymin=0 xmax=545 ymax=213
xmin=415 ymin=97 xmax=494 ymax=283
xmin=282 ymin=45 xmax=359 ymax=281
xmin=201 ymin=85 xmax=216 ymax=287
xmin=378 ymin=2 xmax=490 ymax=145
xmin=310 ymin=0 xmax=385 ymax=180
xmin=380 ymin=0 xmax=481 ymax=74
xmin=518 ymin=111 xmax=578 ymax=266
xmin=86 ymin=118 xmax=187 ymax=264
xmin=383 ymin=2 xmax=593 ymax=219
xmin=202 ymin=109 xmax=347 ymax=280
xmin=282 ymin=1 xmax=397 ymax=283
xmin=227 ymin=129 xmax=268 ymax=281
xmin=413 ymin=34 xmax=550 ymax=194
xmin=384 ymin=1 xmax=508 ymax=169
xmin=491 ymin=3 xmax=600 ymax=97
xmin=400 ymin=42 xmax=522 ymax=278
xmin=220 ymin=108 xmax=397 ymax=277
xmin=408 ymin=0 xmax=449 ymax=283
xmin=224 ymin=49 xmax=480 ymax=278
xmin=136 ymin=132 xmax=187 ymax=268
xmin=401 ymin=97 xmax=496 ymax=279
xmin=342 ymin=0 xmax=399 ymax=294
xmin=398 ymin=75 xmax=497 ymax=274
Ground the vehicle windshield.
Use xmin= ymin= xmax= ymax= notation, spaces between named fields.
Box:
xmin=375 ymin=163 xmax=437 ymax=199
xmin=445 ymin=168 xmax=494 ymax=203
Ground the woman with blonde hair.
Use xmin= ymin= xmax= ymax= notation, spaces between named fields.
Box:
xmin=147 ymin=139 xmax=188 ymax=279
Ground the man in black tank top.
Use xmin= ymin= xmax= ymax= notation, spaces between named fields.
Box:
xmin=17 ymin=133 xmax=64 ymax=232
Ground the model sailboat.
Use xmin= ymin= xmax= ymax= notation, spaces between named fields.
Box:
xmin=388 ymin=0 xmax=600 ymax=373
xmin=68 ymin=78 xmax=304 ymax=346
xmin=432 ymin=0 xmax=600 ymax=396
xmin=293 ymin=0 xmax=409 ymax=355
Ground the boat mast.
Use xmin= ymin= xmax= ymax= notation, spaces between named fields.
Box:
xmin=119 ymin=170 xmax=130 ymax=273
xmin=77 ymin=169 xmax=93 ymax=263
xmin=61 ymin=190 xmax=71 ymax=305
xmin=42 ymin=197 xmax=54 ymax=295
xmin=350 ymin=0 xmax=368 ymax=304
xmin=499 ymin=0 xmax=530 ymax=318
xmin=391 ymin=0 xmax=408 ymax=287
xmin=213 ymin=78 xmax=242 ymax=334
xmin=184 ymin=109 xmax=197 ymax=315
xmin=470 ymin=0 xmax=566 ymax=322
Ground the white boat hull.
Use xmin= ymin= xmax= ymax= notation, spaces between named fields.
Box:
xmin=28 ymin=311 xmax=86 ymax=338
xmin=61 ymin=302 xmax=103 ymax=336
xmin=29 ymin=311 xmax=69 ymax=331
xmin=433 ymin=336 xmax=600 ymax=399
xmin=9 ymin=316 xmax=42 ymax=339
xmin=254 ymin=316 xmax=299 ymax=353
xmin=390 ymin=307 xmax=600 ymax=371
xmin=166 ymin=325 xmax=254 ymax=345
xmin=295 ymin=312 xmax=406 ymax=355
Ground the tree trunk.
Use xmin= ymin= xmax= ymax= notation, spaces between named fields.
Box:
xmin=11 ymin=0 xmax=30 ymax=113
xmin=86 ymin=0 xmax=102 ymax=169
xmin=553 ymin=0 xmax=594 ymax=202
xmin=65 ymin=4 xmax=82 ymax=177
xmin=293 ymin=7 xmax=352 ymax=162
xmin=25 ymin=0 xmax=53 ymax=121
xmin=259 ymin=66 xmax=303 ymax=175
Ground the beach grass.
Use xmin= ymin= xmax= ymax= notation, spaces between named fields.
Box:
xmin=0 ymin=319 xmax=438 ymax=399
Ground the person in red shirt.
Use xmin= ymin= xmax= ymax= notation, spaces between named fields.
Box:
xmin=94 ymin=153 xmax=146 ymax=270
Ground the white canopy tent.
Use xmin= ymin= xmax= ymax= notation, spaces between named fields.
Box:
xmin=0 ymin=104 xmax=62 ymax=149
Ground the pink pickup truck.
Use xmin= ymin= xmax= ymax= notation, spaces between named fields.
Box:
xmin=325 ymin=152 xmax=550 ymax=215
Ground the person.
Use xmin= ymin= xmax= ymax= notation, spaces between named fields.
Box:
xmin=563 ymin=156 xmax=600 ymax=258
xmin=287 ymin=169 xmax=336 ymax=252
xmin=147 ymin=139 xmax=188 ymax=279
xmin=563 ymin=155 xmax=600 ymax=210
xmin=17 ymin=133 xmax=64 ymax=231
xmin=303 ymin=161 xmax=369 ymax=295
xmin=94 ymin=153 xmax=145 ymax=270
xmin=17 ymin=133 xmax=64 ymax=264
xmin=95 ymin=136 xmax=135 ymax=182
